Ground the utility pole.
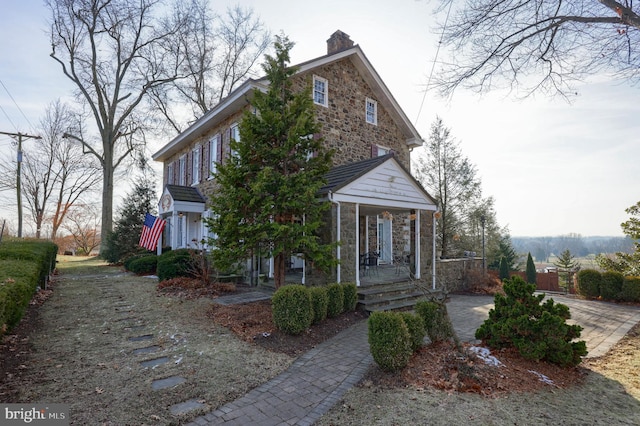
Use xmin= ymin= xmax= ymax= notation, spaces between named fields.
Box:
xmin=0 ymin=131 xmax=42 ymax=238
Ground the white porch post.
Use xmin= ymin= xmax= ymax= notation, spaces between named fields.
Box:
xmin=171 ymin=211 xmax=178 ymax=249
xmin=355 ymin=203 xmax=360 ymax=287
xmin=414 ymin=210 xmax=421 ymax=279
xmin=335 ymin=201 xmax=341 ymax=283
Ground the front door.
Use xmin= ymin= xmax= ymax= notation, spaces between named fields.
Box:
xmin=377 ymin=217 xmax=392 ymax=263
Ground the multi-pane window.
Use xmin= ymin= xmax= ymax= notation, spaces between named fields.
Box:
xmin=167 ymin=162 xmax=174 ymax=185
xmin=179 ymin=155 xmax=186 ymax=185
xmin=192 ymin=146 xmax=201 ymax=185
xmin=209 ymin=134 xmax=220 ymax=176
xmin=230 ymin=124 xmax=240 ymax=158
xmin=313 ymin=75 xmax=328 ymax=107
xmin=366 ymin=98 xmax=377 ymax=125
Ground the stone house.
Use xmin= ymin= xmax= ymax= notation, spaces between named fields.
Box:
xmin=152 ymin=30 xmax=438 ymax=287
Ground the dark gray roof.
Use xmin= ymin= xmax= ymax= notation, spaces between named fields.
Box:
xmin=319 ymin=154 xmax=393 ymax=194
xmin=166 ymin=185 xmax=206 ymax=203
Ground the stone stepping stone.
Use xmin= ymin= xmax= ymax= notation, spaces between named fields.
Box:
xmin=114 ymin=317 xmax=137 ymax=322
xmin=128 ymin=334 xmax=154 ymax=342
xmin=132 ymin=345 xmax=161 ymax=355
xmin=151 ymin=375 xmax=186 ymax=391
xmin=124 ymin=325 xmax=147 ymax=331
xmin=169 ymin=399 xmax=205 ymax=416
xmin=140 ymin=357 xmax=170 ymax=368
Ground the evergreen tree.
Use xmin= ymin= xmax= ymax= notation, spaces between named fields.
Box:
xmin=498 ymin=256 xmax=510 ymax=281
xmin=596 ymin=201 xmax=640 ymax=276
xmin=489 ymin=234 xmax=519 ymax=271
xmin=102 ymin=177 xmax=156 ymax=263
xmin=525 ymin=252 xmax=536 ymax=284
xmin=206 ymin=35 xmax=334 ymax=288
xmin=553 ymin=249 xmax=581 ymax=289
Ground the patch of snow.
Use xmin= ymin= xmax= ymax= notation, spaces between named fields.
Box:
xmin=469 ymin=346 xmax=503 ymax=367
xmin=528 ymin=370 xmax=554 ymax=385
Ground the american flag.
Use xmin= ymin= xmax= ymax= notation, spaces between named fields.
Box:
xmin=139 ymin=213 xmax=166 ymax=251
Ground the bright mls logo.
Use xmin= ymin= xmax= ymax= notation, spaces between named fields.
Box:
xmin=1 ymin=404 xmax=69 ymax=425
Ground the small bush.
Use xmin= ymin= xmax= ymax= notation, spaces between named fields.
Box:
xmin=368 ymin=311 xmax=412 ymax=372
xmin=620 ymin=277 xmax=640 ymax=303
xmin=157 ymin=249 xmax=193 ymax=282
xmin=415 ymin=300 xmax=455 ymax=343
xmin=326 ymin=283 xmax=344 ymax=318
xmin=342 ymin=282 xmax=358 ymax=312
xmin=576 ymin=269 xmax=601 ymax=299
xmin=309 ymin=286 xmax=328 ymax=324
xmin=126 ymin=255 xmax=157 ymax=275
xmin=272 ymin=285 xmax=313 ymax=335
xmin=399 ymin=312 xmax=426 ymax=352
xmin=475 ymin=276 xmax=587 ymax=367
xmin=600 ymin=271 xmax=624 ymax=301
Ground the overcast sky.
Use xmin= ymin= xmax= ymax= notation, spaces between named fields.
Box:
xmin=1 ymin=0 xmax=638 ymax=237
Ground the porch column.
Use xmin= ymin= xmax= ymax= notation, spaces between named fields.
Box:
xmin=171 ymin=211 xmax=178 ymax=249
xmin=355 ymin=203 xmax=360 ymax=287
xmin=414 ymin=210 xmax=421 ymax=279
xmin=335 ymin=201 xmax=341 ymax=283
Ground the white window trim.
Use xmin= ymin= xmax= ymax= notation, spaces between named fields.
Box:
xmin=230 ymin=123 xmax=240 ymax=158
xmin=377 ymin=145 xmax=391 ymax=156
xmin=167 ymin=162 xmax=174 ymax=185
xmin=209 ymin=134 xmax=220 ymax=179
xmin=192 ymin=146 xmax=201 ymax=185
xmin=366 ymin=97 xmax=378 ymax=125
xmin=313 ymin=75 xmax=328 ymax=107
xmin=178 ymin=155 xmax=186 ymax=186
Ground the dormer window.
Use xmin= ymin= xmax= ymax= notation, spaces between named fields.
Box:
xmin=313 ymin=75 xmax=328 ymax=107
xmin=366 ymin=98 xmax=377 ymax=125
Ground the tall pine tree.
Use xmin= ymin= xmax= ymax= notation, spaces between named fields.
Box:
xmin=525 ymin=252 xmax=537 ymax=284
xmin=206 ymin=36 xmax=334 ymax=288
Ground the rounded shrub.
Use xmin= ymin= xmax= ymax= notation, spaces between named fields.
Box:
xmin=399 ymin=312 xmax=426 ymax=352
xmin=600 ymin=271 xmax=624 ymax=301
xmin=326 ymin=283 xmax=344 ymax=318
xmin=576 ymin=269 xmax=601 ymax=299
xmin=368 ymin=311 xmax=412 ymax=372
xmin=415 ymin=300 xmax=455 ymax=343
xmin=157 ymin=249 xmax=193 ymax=282
xmin=342 ymin=282 xmax=358 ymax=312
xmin=620 ymin=277 xmax=640 ymax=303
xmin=127 ymin=255 xmax=157 ymax=275
xmin=309 ymin=286 xmax=328 ymax=324
xmin=272 ymin=285 xmax=313 ymax=335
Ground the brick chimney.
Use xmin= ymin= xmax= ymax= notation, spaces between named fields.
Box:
xmin=327 ymin=30 xmax=354 ymax=54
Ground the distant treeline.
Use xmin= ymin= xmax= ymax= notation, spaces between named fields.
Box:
xmin=512 ymin=235 xmax=634 ymax=262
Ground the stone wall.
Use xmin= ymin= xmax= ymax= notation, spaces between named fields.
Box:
xmin=437 ymin=258 xmax=483 ymax=292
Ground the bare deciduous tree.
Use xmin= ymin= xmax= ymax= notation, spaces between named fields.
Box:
xmin=47 ymin=0 xmax=187 ymax=253
xmin=149 ymin=1 xmax=271 ymax=133
xmin=62 ymin=203 xmax=101 ymax=255
xmin=433 ymin=0 xmax=640 ymax=98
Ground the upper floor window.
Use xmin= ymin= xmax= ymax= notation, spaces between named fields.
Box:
xmin=167 ymin=162 xmax=175 ymax=185
xmin=192 ymin=146 xmax=201 ymax=185
xmin=209 ymin=134 xmax=220 ymax=176
xmin=372 ymin=144 xmax=391 ymax=157
xmin=313 ymin=75 xmax=328 ymax=107
xmin=230 ymin=124 xmax=240 ymax=158
xmin=179 ymin=155 xmax=186 ymax=185
xmin=366 ymin=98 xmax=377 ymax=125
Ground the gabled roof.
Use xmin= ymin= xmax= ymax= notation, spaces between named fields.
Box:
xmin=319 ymin=154 xmax=392 ymax=194
xmin=165 ymin=185 xmax=206 ymax=203
xmin=152 ymin=40 xmax=423 ymax=163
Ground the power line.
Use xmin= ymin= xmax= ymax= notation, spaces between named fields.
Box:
xmin=414 ymin=0 xmax=454 ymax=126
xmin=0 ymin=78 xmax=37 ymax=133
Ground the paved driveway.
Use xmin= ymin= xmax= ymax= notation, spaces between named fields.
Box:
xmin=446 ymin=293 xmax=640 ymax=358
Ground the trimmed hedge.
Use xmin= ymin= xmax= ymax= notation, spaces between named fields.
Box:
xmin=156 ymin=249 xmax=193 ymax=282
xmin=125 ymin=254 xmax=157 ymax=275
xmin=272 ymin=285 xmax=313 ymax=335
xmin=415 ymin=300 xmax=455 ymax=343
xmin=620 ymin=277 xmax=640 ymax=303
xmin=601 ymin=271 xmax=624 ymax=301
xmin=326 ymin=283 xmax=344 ymax=318
xmin=0 ymin=240 xmax=57 ymax=335
xmin=399 ymin=312 xmax=426 ymax=352
xmin=342 ymin=282 xmax=358 ymax=312
xmin=576 ymin=269 xmax=601 ymax=299
xmin=309 ymin=286 xmax=329 ymax=324
xmin=368 ymin=311 xmax=413 ymax=372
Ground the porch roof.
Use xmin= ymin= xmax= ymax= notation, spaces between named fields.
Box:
xmin=165 ymin=185 xmax=206 ymax=203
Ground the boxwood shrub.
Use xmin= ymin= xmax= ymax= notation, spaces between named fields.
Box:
xmin=272 ymin=285 xmax=313 ymax=335
xmin=326 ymin=283 xmax=344 ymax=318
xmin=415 ymin=300 xmax=455 ymax=343
xmin=576 ymin=269 xmax=601 ymax=299
xmin=156 ymin=249 xmax=193 ymax=282
xmin=342 ymin=282 xmax=358 ymax=312
xmin=309 ymin=286 xmax=328 ymax=324
xmin=600 ymin=271 xmax=624 ymax=301
xmin=399 ymin=312 xmax=426 ymax=352
xmin=368 ymin=311 xmax=412 ymax=372
xmin=620 ymin=277 xmax=640 ymax=303
xmin=125 ymin=254 xmax=157 ymax=275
